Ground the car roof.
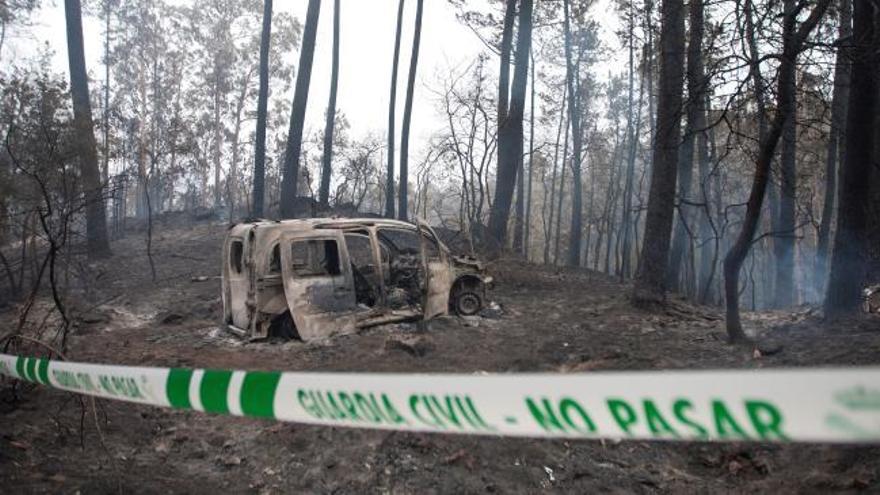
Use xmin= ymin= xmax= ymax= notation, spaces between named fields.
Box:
xmin=227 ymin=217 xmax=419 ymax=237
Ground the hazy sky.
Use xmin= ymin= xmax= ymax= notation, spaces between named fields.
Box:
xmin=6 ymin=1 xmax=492 ymax=148
xmin=3 ymin=0 xmax=621 ymax=154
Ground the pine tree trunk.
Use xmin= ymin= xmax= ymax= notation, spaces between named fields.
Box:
xmin=825 ymin=0 xmax=877 ymax=316
xmin=563 ymin=0 xmax=584 ymax=267
xmin=319 ymin=0 xmax=341 ymax=207
xmin=814 ymin=0 xmax=851 ymax=297
xmin=523 ymin=52 xmax=536 ymax=259
xmin=64 ymin=0 xmax=111 ymax=258
xmin=544 ymin=87 xmax=567 ymax=264
xmin=487 ymin=0 xmax=533 ymax=251
xmin=620 ymin=10 xmax=639 ymax=280
xmin=280 ymin=0 xmax=320 ymax=218
xmin=667 ymin=0 xmax=706 ymax=294
xmin=773 ymin=0 xmax=799 ymax=308
xmin=385 ymin=0 xmax=405 ymax=219
xmin=631 ymin=0 xmax=685 ymax=306
xmin=724 ymin=0 xmax=831 ymax=341
xmin=252 ymin=0 xmax=272 ymax=218
xmin=398 ymin=0 xmax=424 ymax=221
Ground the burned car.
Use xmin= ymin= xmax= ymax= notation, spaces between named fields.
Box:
xmin=221 ymin=217 xmax=493 ymax=341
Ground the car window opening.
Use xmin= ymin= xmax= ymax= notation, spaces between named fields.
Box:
xmin=290 ymin=239 xmax=341 ymax=277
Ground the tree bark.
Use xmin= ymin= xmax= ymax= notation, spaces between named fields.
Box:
xmin=825 ymin=0 xmax=877 ymax=316
xmin=667 ymin=0 xmax=706 ymax=294
xmin=544 ymin=85 xmax=567 ymax=264
xmin=64 ymin=0 xmax=111 ymax=258
xmin=102 ymin=0 xmax=110 ymax=187
xmin=523 ymin=51 xmax=536 ymax=259
xmin=252 ymin=0 xmax=273 ymax=218
xmin=724 ymin=0 xmax=831 ymax=341
xmin=486 ymin=0 xmax=518 ymax=250
xmin=398 ymin=0 xmax=424 ymax=221
xmin=487 ymin=0 xmax=533 ymax=252
xmin=773 ymin=0 xmax=799 ymax=308
xmin=620 ymin=9 xmax=639 ymax=280
xmin=631 ymin=0 xmax=685 ymax=305
xmin=385 ymin=0 xmax=405 ymax=218
xmin=563 ymin=0 xmax=585 ymax=267
xmin=280 ymin=0 xmax=320 ymax=219
xmin=319 ymin=0 xmax=341 ymax=207
xmin=814 ymin=0 xmax=851 ymax=297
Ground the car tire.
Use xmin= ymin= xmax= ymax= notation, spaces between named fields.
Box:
xmin=452 ymin=290 xmax=482 ymax=316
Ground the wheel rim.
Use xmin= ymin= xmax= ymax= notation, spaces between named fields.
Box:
xmin=457 ymin=293 xmax=480 ymax=315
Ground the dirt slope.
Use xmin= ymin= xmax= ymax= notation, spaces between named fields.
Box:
xmin=1 ymin=219 xmax=879 ymax=493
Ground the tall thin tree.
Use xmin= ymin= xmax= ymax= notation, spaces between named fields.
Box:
xmin=385 ymin=0 xmax=405 ymax=218
xmin=523 ymin=49 xmax=536 ymax=258
xmin=398 ymin=0 xmax=424 ymax=221
xmin=723 ymin=0 xmax=832 ymax=341
xmin=64 ymin=0 xmax=111 ymax=257
xmin=814 ymin=0 xmax=852 ymax=296
xmin=252 ymin=0 xmax=273 ymax=218
xmin=631 ymin=0 xmax=685 ymax=305
xmin=563 ymin=0 xmax=584 ymax=267
xmin=774 ymin=0 xmax=799 ymax=307
xmin=667 ymin=0 xmax=707 ymax=293
xmin=280 ymin=0 xmax=320 ymax=218
xmin=825 ymin=0 xmax=877 ymax=316
xmin=319 ymin=0 xmax=341 ymax=207
xmin=487 ymin=0 xmax=533 ymax=252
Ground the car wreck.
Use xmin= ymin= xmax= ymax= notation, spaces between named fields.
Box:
xmin=221 ymin=217 xmax=493 ymax=341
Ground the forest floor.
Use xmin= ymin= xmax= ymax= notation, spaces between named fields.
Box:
xmin=1 ymin=215 xmax=879 ymax=493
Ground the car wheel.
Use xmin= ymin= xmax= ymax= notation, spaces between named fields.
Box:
xmin=453 ymin=290 xmax=482 ymax=316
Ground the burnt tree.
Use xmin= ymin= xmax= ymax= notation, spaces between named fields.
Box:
xmin=825 ymin=0 xmax=877 ymax=316
xmin=385 ymin=0 xmax=405 ymax=218
xmin=319 ymin=0 xmax=341 ymax=207
xmin=398 ymin=0 xmax=424 ymax=221
xmin=631 ymin=0 xmax=685 ymax=305
xmin=280 ymin=0 xmax=320 ymax=218
xmin=252 ymin=0 xmax=272 ymax=218
xmin=64 ymin=0 xmax=111 ymax=257
xmin=487 ymin=0 xmax=533 ymax=253
xmin=723 ymin=0 xmax=832 ymax=341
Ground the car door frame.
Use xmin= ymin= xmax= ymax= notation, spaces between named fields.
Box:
xmin=279 ymin=230 xmax=366 ymax=340
xmin=417 ymin=218 xmax=453 ymax=319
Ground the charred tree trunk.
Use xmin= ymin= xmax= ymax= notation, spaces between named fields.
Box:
xmin=280 ymin=0 xmax=320 ymax=218
xmin=667 ymin=0 xmax=705 ymax=294
xmin=724 ymin=0 xmax=831 ymax=341
xmin=815 ymin=0 xmax=851 ymax=297
xmin=319 ymin=0 xmax=341 ymax=207
xmin=487 ymin=0 xmax=533 ymax=252
xmin=619 ymin=11 xmax=639 ymax=280
xmin=544 ymin=87 xmax=567 ymax=264
xmin=631 ymin=0 xmax=685 ymax=305
xmin=385 ymin=0 xmax=405 ymax=219
xmin=523 ymin=52 xmax=536 ymax=259
xmin=563 ymin=0 xmax=584 ymax=267
xmin=486 ymin=0 xmax=518 ymax=251
xmin=774 ymin=0 xmax=799 ymax=308
xmin=64 ymin=0 xmax=111 ymax=258
xmin=252 ymin=0 xmax=272 ymax=218
xmin=398 ymin=0 xmax=424 ymax=221
xmin=825 ymin=0 xmax=877 ymax=316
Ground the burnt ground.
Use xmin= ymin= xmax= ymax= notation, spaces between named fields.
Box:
xmin=1 ymin=217 xmax=880 ymax=493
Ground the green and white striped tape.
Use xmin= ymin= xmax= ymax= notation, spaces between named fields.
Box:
xmin=2 ymin=353 xmax=880 ymax=443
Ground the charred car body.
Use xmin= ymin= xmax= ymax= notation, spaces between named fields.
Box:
xmin=221 ymin=218 xmax=493 ymax=341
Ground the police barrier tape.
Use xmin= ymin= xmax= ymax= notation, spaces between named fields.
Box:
xmin=1 ymin=353 xmax=879 ymax=443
